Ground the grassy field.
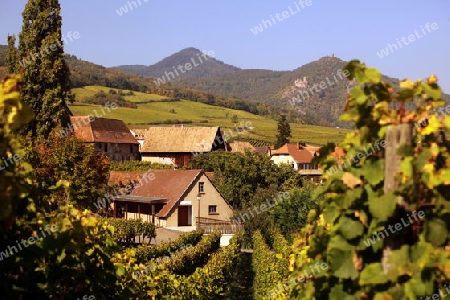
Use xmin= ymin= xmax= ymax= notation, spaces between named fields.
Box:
xmin=73 ymin=86 xmax=170 ymax=103
xmin=70 ymin=86 xmax=349 ymax=146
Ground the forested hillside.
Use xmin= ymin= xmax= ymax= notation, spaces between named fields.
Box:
xmin=116 ymin=47 xmax=240 ymax=79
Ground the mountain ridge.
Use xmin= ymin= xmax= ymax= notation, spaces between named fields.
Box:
xmin=115 ymin=47 xmax=241 ymax=82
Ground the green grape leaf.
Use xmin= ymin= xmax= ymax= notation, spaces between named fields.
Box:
xmin=362 ymin=159 xmax=384 ymax=185
xmin=425 ymin=219 xmax=447 ymax=246
xmin=338 ymin=216 xmax=364 ymax=240
xmin=331 ymin=250 xmax=359 ymax=279
xmin=365 ymin=67 xmax=381 ymax=83
xmin=359 ymin=263 xmax=388 ymax=285
xmin=368 ymin=192 xmax=396 ymax=222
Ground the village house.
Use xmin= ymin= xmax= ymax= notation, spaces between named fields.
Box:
xmin=270 ymin=142 xmax=322 ymax=180
xmin=139 ymin=126 xmax=227 ymax=167
xmin=69 ymin=116 xmax=140 ymax=161
xmin=109 ymin=169 xmax=234 ymax=230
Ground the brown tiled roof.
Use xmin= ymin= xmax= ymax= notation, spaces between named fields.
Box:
xmin=70 ymin=116 xmax=138 ymax=144
xmin=227 ymin=141 xmax=256 ymax=153
xmin=108 ymin=171 xmax=148 ymax=186
xmin=130 ymin=128 xmax=147 ymax=139
xmin=130 ymin=169 xmax=203 ymax=218
xmin=255 ymin=146 xmax=271 ymax=156
xmin=141 ymin=127 xmax=221 ymax=153
xmin=271 ymin=143 xmax=315 ymax=164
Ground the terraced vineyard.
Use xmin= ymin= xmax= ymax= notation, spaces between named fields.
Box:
xmin=119 ymin=229 xmax=251 ymax=299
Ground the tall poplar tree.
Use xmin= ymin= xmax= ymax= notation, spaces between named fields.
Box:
xmin=275 ymin=115 xmax=292 ymax=148
xmin=16 ymin=0 xmax=73 ymax=138
xmin=5 ymin=35 xmax=18 ymax=74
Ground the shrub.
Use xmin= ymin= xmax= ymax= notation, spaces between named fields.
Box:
xmin=105 ymin=218 xmax=156 ymax=245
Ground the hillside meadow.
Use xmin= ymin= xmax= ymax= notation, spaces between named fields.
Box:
xmin=70 ymin=86 xmax=348 ymax=145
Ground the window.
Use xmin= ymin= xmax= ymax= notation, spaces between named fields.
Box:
xmin=208 ymin=205 xmax=217 ymax=214
xmin=198 ymin=182 xmax=205 ymax=194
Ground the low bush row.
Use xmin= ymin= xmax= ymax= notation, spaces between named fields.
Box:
xmin=252 ymin=230 xmax=289 ymax=299
xmin=129 ymin=231 xmax=244 ymax=299
xmin=105 ymin=218 xmax=155 ymax=245
xmin=134 ymin=229 xmax=205 ymax=264
xmin=183 ymin=231 xmax=244 ymax=299
xmin=159 ymin=230 xmax=221 ymax=275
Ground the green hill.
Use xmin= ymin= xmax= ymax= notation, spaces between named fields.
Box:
xmin=0 ymin=48 xmax=280 ymax=120
xmin=116 ymin=50 xmax=450 ymax=128
xmin=70 ymin=85 xmax=348 ymax=146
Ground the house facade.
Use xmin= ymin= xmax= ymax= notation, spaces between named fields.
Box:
xmin=110 ymin=170 xmax=233 ymax=228
xmin=70 ymin=116 xmax=140 ymax=161
xmin=140 ymin=126 xmax=226 ymax=167
xmin=129 ymin=128 xmax=146 ymax=150
xmin=271 ymin=142 xmax=322 ymax=180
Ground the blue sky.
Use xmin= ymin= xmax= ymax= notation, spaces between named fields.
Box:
xmin=1 ymin=0 xmax=450 ymax=92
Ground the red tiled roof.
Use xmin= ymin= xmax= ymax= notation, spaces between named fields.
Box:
xmin=271 ymin=143 xmax=315 ymax=163
xmin=70 ymin=116 xmax=138 ymax=144
xmin=331 ymin=146 xmax=346 ymax=160
xmin=130 ymin=169 xmax=203 ymax=218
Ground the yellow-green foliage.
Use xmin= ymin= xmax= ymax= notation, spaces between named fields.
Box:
xmin=0 ymin=75 xmax=34 ymax=221
xmin=183 ymin=231 xmax=244 ymax=299
xmin=158 ymin=230 xmax=221 ymax=275
xmin=272 ymin=229 xmax=290 ymax=279
xmin=131 ymin=231 xmax=245 ymax=299
xmin=252 ymin=230 xmax=287 ymax=299
xmin=134 ymin=229 xmax=205 ymax=264
xmin=106 ymin=218 xmax=156 ymax=245
xmin=0 ymin=76 xmax=136 ymax=299
xmin=288 ymin=61 xmax=450 ymax=299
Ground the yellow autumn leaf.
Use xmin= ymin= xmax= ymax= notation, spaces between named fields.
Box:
xmin=423 ymin=163 xmax=434 ymax=173
xmin=289 ymin=254 xmax=296 ymax=271
xmin=444 ymin=115 xmax=450 ymax=129
xmin=421 ymin=115 xmax=441 ymax=135
xmin=427 ymin=74 xmax=438 ymax=85
xmin=429 ymin=143 xmax=440 ymax=158
xmin=374 ymin=101 xmax=389 ymax=111
xmin=400 ymin=79 xmax=415 ymax=89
